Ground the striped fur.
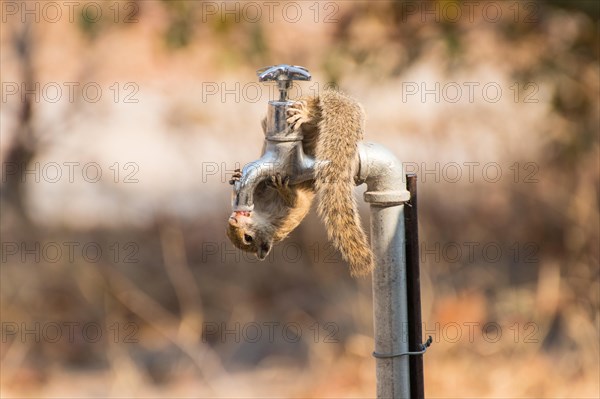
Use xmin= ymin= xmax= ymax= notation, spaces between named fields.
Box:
xmin=312 ymin=90 xmax=374 ymax=276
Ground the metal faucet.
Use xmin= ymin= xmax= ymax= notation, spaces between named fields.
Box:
xmin=230 ymin=64 xmax=424 ymax=397
xmin=231 ymin=64 xmax=315 ymax=212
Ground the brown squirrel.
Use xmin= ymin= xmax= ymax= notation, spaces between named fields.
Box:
xmin=227 ymin=89 xmax=374 ymax=276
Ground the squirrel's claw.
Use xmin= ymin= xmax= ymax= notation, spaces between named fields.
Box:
xmin=287 ymin=100 xmax=309 ymax=131
xmin=229 ymin=169 xmax=242 ymax=185
xmin=268 ymin=173 xmax=294 ymax=205
xmin=287 ymin=114 xmax=304 ymax=131
xmin=268 ymin=173 xmax=289 ymax=190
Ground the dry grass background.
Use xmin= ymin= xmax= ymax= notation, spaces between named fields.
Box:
xmin=1 ymin=0 xmax=598 ymax=397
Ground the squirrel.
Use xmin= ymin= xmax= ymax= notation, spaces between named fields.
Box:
xmin=227 ymin=89 xmax=374 ymax=277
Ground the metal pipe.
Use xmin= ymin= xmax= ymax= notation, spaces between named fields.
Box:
xmin=358 ymin=142 xmax=411 ymax=398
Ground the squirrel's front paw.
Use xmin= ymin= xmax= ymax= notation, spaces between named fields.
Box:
xmin=268 ymin=173 xmax=290 ymax=191
xmin=287 ymin=100 xmax=309 ymax=131
xmin=267 ymin=173 xmax=295 ymax=205
xmin=228 ymin=168 xmax=242 ymax=185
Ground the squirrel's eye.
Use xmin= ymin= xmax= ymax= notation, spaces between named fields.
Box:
xmin=244 ymin=234 xmax=253 ymax=243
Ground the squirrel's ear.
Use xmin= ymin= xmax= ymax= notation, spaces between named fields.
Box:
xmin=256 ymin=242 xmax=272 ymax=260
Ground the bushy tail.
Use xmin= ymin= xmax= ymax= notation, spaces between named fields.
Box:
xmin=314 ymin=90 xmax=374 ymax=277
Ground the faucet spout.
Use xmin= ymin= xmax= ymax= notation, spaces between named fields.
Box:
xmin=232 ymin=151 xmax=278 ymax=212
xmin=231 ymin=139 xmax=318 ymax=212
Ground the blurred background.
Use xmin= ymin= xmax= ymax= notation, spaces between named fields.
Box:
xmin=1 ymin=0 xmax=598 ymax=397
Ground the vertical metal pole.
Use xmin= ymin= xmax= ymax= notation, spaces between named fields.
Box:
xmin=371 ymin=203 xmax=411 ymax=398
xmin=405 ymin=174 xmax=425 ymax=399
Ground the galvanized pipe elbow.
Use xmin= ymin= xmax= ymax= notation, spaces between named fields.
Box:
xmin=357 ymin=142 xmax=410 ymax=205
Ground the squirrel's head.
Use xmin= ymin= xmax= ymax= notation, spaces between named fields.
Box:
xmin=227 ymin=211 xmax=273 ymax=260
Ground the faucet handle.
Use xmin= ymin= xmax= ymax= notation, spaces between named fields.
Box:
xmin=257 ymin=64 xmax=311 ymax=81
xmin=257 ymin=64 xmax=311 ymax=101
